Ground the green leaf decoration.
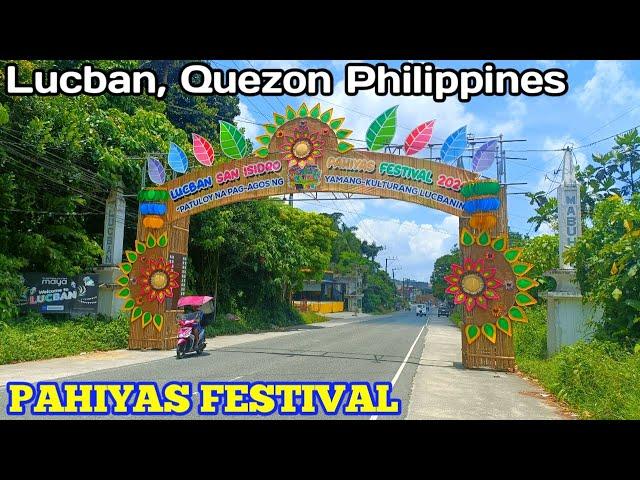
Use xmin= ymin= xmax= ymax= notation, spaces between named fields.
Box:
xmin=131 ymin=307 xmax=143 ymax=321
xmin=116 ymin=276 xmax=129 ymax=286
xmin=477 ymin=231 xmax=490 ymax=246
xmin=515 ymin=292 xmax=537 ymax=306
xmin=135 ymin=240 xmax=146 ymax=255
xmin=256 ymin=134 xmax=271 ymax=145
xmin=125 ymin=250 xmax=137 ymax=263
xmin=157 ymin=232 xmax=168 ymax=248
xmin=516 ymin=277 xmax=537 ymax=291
xmin=465 ymin=324 xmax=480 ymax=344
xmin=146 ymin=233 xmax=156 ymax=248
xmin=255 ymin=147 xmax=269 ymax=158
xmin=336 ymin=129 xmax=352 ymax=139
xmin=219 ymin=121 xmax=248 ymax=160
xmin=298 ymin=103 xmax=309 ymax=117
xmin=460 ymin=180 xmax=500 ymax=198
xmin=265 ymin=124 xmax=277 ymax=135
xmin=122 ymin=298 xmax=136 ymax=311
xmin=137 ymin=190 xmax=169 ymax=202
xmin=142 ymin=312 xmax=152 ymax=327
xmin=337 ymin=141 xmax=354 ymax=154
xmin=460 ymin=228 xmax=475 ymax=246
xmin=512 ymin=262 xmax=534 ymax=276
xmin=508 ymin=306 xmax=528 ymax=323
xmin=117 ymin=288 xmax=130 ymax=298
xmin=310 ymin=103 xmax=321 ymax=118
xmin=119 ymin=262 xmax=132 ymax=274
xmin=504 ymin=247 xmax=522 ymax=263
xmin=286 ymin=105 xmax=296 ymax=120
xmin=329 ymin=117 xmax=345 ymax=130
xmin=482 ymin=323 xmax=497 ymax=343
xmin=496 ymin=317 xmax=512 ymax=337
xmin=274 ymin=113 xmax=286 ymax=126
xmin=320 ymin=108 xmax=333 ymax=123
xmin=366 ymin=106 xmax=398 ymax=151
xmin=491 ymin=236 xmax=507 ymax=252
xmin=153 ymin=314 xmax=163 ymax=331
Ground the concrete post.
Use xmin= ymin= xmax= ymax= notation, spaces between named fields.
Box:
xmin=95 ymin=184 xmax=127 ymax=318
xmin=545 ymin=149 xmax=600 ymax=355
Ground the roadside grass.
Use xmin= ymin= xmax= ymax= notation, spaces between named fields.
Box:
xmin=0 ymin=312 xmax=128 ymax=365
xmin=205 ymin=304 xmax=327 ymax=337
xmin=450 ymin=308 xmax=462 ymax=327
xmin=514 ymin=304 xmax=640 ymax=419
xmin=1 ymin=305 xmax=330 ymax=365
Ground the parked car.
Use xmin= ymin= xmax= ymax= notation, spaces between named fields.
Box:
xmin=416 ymin=304 xmax=427 ymax=317
xmin=437 ymin=305 xmax=450 ymax=317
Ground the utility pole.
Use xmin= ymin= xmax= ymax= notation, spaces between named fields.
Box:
xmin=385 ymin=256 xmax=398 ymax=274
xmin=288 ymin=193 xmax=294 ymax=207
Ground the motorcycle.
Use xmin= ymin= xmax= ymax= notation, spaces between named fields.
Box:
xmin=176 ymin=312 xmax=206 ymax=359
xmin=175 ymin=296 xmax=214 ymax=359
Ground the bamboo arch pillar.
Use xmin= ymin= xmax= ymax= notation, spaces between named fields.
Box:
xmin=128 ymin=215 xmax=190 ymax=350
xmin=459 ymin=186 xmax=514 ymax=371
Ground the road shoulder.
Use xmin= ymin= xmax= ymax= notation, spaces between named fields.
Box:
xmin=406 ymin=315 xmax=567 ymax=420
xmin=0 ymin=314 xmax=376 ymax=386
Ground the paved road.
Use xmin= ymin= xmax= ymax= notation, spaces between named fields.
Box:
xmin=1 ymin=310 xmax=429 ymax=420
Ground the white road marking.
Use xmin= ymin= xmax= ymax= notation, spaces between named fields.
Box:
xmin=231 ymin=376 xmax=243 ymax=381
xmin=370 ymin=317 xmax=429 ymax=420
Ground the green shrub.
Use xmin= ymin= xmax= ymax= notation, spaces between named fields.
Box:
xmin=513 ymin=304 xmax=548 ymax=360
xmin=205 ymin=303 xmax=307 ymax=337
xmin=513 ymin=305 xmax=640 ymax=419
xmin=0 ymin=313 xmax=129 ymax=365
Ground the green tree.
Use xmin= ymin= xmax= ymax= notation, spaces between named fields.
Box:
xmin=565 ymin=194 xmax=640 ymax=348
xmin=526 ymin=130 xmax=640 ymax=231
xmin=430 ymin=246 xmax=461 ymax=300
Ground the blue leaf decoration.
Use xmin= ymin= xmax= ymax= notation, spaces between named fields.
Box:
xmin=440 ymin=126 xmax=467 ymax=163
xmin=472 ymin=140 xmax=498 ymax=172
xmin=147 ymin=157 xmax=166 ymax=185
xmin=168 ymin=142 xmax=189 ymax=174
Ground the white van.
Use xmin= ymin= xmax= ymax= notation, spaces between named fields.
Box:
xmin=416 ymin=304 xmax=427 ymax=317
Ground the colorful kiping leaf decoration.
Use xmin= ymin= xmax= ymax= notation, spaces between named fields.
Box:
xmin=440 ymin=125 xmax=467 ymax=163
xmin=192 ymin=133 xmax=215 ymax=166
xmin=168 ymin=143 xmax=189 ymax=174
xmin=460 ymin=227 xmax=475 ymax=246
xmin=366 ymin=105 xmax=399 ymax=151
xmin=472 ymin=140 xmax=498 ymax=172
xmin=465 ymin=324 xmax=481 ymax=344
xmin=496 ymin=317 xmax=512 ymax=337
xmin=255 ymin=104 xmax=354 ymax=158
xmin=219 ymin=121 xmax=248 ymax=160
xmin=147 ymin=157 xmax=166 ymax=185
xmin=404 ymin=120 xmax=435 ymax=156
xmin=482 ymin=323 xmax=497 ymax=343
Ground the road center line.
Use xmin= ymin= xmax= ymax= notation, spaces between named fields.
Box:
xmin=370 ymin=317 xmax=429 ymax=420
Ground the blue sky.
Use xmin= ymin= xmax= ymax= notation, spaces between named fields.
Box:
xmin=215 ymin=60 xmax=640 ymax=282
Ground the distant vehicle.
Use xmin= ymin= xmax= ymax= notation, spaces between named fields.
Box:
xmin=416 ymin=304 xmax=427 ymax=317
xmin=437 ymin=305 xmax=450 ymax=317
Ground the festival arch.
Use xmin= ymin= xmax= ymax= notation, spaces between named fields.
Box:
xmin=117 ymin=104 xmax=537 ymax=371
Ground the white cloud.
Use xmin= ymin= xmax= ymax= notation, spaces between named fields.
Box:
xmin=481 ymin=97 xmax=527 ymax=138
xmin=575 ymin=61 xmax=640 ymax=114
xmin=534 ymin=222 xmax=556 ymax=236
xmin=353 ymin=215 xmax=459 ymax=281
xmin=237 ymin=101 xmax=261 ymax=147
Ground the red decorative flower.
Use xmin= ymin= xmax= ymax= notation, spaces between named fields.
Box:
xmin=282 ymin=125 xmax=323 ymax=169
xmin=444 ymin=258 xmax=504 ymax=313
xmin=485 ymin=251 xmax=495 ymax=260
xmin=140 ymin=258 xmax=180 ymax=303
